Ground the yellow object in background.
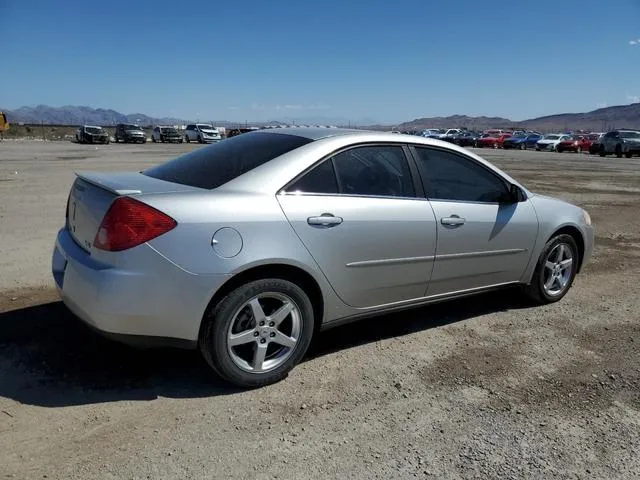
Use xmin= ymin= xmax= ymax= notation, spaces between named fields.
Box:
xmin=0 ymin=112 xmax=8 ymax=131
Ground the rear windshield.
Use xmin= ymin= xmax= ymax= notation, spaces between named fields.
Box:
xmin=143 ymin=132 xmax=313 ymax=189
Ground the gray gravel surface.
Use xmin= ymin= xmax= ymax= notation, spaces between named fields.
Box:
xmin=1 ymin=140 xmax=639 ymax=479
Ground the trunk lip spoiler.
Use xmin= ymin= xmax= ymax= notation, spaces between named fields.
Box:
xmin=75 ymin=171 xmax=142 ymax=196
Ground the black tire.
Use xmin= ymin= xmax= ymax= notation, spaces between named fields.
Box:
xmin=184 ymin=135 xmax=190 ymax=143
xmin=625 ymin=152 xmax=633 ymax=159
xmin=615 ymin=145 xmax=623 ymax=158
xmin=555 ymin=145 xmax=562 ymax=153
xmin=520 ymin=143 xmax=526 ymax=150
xmin=599 ymin=145 xmax=606 ymax=157
xmin=522 ymin=234 xmax=578 ymax=305
xmin=199 ymin=278 xmax=315 ymax=388
xmin=114 ymin=135 xmax=119 ymax=143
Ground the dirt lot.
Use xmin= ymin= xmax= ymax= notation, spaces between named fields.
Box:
xmin=1 ymin=140 xmax=639 ymax=479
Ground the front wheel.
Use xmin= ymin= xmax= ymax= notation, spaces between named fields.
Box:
xmin=199 ymin=278 xmax=315 ymax=388
xmin=184 ymin=135 xmax=190 ymax=143
xmin=523 ymin=234 xmax=578 ymax=304
xmin=599 ymin=145 xmax=606 ymax=157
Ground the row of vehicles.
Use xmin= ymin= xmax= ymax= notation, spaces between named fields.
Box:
xmin=75 ymin=123 xmax=223 ymax=145
xmin=419 ymin=128 xmax=640 ymax=158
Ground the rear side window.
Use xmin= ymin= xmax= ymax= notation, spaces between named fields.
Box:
xmin=144 ymin=132 xmax=313 ymax=189
xmin=286 ymin=145 xmax=416 ymax=198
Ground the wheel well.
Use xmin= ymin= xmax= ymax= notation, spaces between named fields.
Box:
xmin=199 ymin=264 xmax=325 ymax=338
xmin=551 ymin=226 xmax=585 ymax=272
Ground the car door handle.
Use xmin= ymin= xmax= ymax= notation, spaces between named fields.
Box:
xmin=441 ymin=216 xmax=465 ymax=226
xmin=307 ymin=214 xmax=343 ymax=227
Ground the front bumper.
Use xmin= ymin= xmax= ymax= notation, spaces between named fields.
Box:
xmin=52 ymin=228 xmax=230 ymax=347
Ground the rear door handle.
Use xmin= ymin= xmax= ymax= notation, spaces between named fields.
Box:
xmin=307 ymin=214 xmax=343 ymax=227
xmin=441 ymin=215 xmax=465 ymax=226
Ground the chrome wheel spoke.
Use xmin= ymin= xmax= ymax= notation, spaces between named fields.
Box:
xmin=272 ymin=331 xmax=296 ymax=348
xmin=555 ymin=244 xmax=565 ymax=262
xmin=269 ymin=302 xmax=294 ymax=327
xmin=545 ymin=261 xmax=555 ymax=271
xmin=228 ymin=329 xmax=257 ymax=347
xmin=252 ymin=344 xmax=268 ymax=372
xmin=559 ymin=258 xmax=573 ymax=270
xmin=249 ymin=298 xmax=266 ymax=323
xmin=544 ymin=274 xmax=556 ymax=290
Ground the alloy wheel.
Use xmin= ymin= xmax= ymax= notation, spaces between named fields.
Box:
xmin=226 ymin=293 xmax=301 ymax=373
xmin=542 ymin=243 xmax=574 ymax=296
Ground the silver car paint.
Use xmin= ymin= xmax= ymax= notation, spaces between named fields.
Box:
xmin=52 ymin=129 xmax=594 ymax=343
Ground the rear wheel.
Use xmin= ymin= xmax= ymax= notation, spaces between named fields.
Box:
xmin=199 ymin=279 xmax=315 ymax=388
xmin=184 ymin=135 xmax=190 ymax=143
xmin=523 ymin=234 xmax=578 ymax=304
xmin=615 ymin=145 xmax=623 ymax=158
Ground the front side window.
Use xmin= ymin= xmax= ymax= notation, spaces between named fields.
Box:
xmin=286 ymin=145 xmax=416 ymax=198
xmin=413 ymin=147 xmax=509 ymax=203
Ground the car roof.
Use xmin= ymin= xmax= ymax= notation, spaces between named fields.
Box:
xmin=254 ymin=127 xmax=369 ymax=141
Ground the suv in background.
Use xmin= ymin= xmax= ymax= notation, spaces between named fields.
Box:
xmin=184 ymin=123 xmax=222 ymax=143
xmin=114 ymin=123 xmax=146 ymax=143
xmin=76 ymin=125 xmax=110 ymax=144
xmin=152 ymin=126 xmax=183 ymax=143
xmin=598 ymin=130 xmax=640 ymax=158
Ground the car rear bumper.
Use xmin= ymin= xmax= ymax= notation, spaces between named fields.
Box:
xmin=52 ymin=228 xmax=231 ymax=347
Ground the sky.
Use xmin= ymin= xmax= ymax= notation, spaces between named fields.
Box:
xmin=1 ymin=0 xmax=640 ymax=124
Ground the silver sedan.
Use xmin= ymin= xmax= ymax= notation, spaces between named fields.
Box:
xmin=52 ymin=128 xmax=594 ymax=387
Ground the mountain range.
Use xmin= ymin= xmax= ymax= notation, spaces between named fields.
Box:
xmin=2 ymin=103 xmax=640 ymax=132
xmin=394 ymin=103 xmax=640 ymax=132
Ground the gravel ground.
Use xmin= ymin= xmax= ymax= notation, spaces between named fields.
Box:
xmin=1 ymin=140 xmax=639 ymax=479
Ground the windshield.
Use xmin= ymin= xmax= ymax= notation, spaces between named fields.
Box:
xmin=197 ymin=124 xmax=215 ymax=131
xmin=85 ymin=127 xmax=102 ymax=134
xmin=512 ymin=132 xmax=526 ymax=137
xmin=620 ymin=131 xmax=640 ymax=139
xmin=144 ymin=132 xmax=313 ymax=189
xmin=161 ymin=127 xmax=177 ymax=133
xmin=123 ymin=124 xmax=141 ymax=130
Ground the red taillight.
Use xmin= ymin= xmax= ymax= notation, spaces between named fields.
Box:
xmin=93 ymin=197 xmax=177 ymax=252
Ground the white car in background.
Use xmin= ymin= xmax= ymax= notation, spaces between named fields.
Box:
xmin=184 ymin=123 xmax=222 ymax=143
xmin=536 ymin=134 xmax=571 ymax=152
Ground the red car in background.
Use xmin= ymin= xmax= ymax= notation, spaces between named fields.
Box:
xmin=476 ymin=132 xmax=512 ymax=148
xmin=556 ymin=133 xmax=600 ymax=153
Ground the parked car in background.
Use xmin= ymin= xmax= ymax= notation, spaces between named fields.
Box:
xmin=152 ymin=126 xmax=183 ymax=143
xmin=114 ymin=124 xmax=146 ymax=144
xmin=421 ymin=128 xmax=444 ymax=138
xmin=227 ymin=127 xmax=260 ymax=138
xmin=451 ymin=131 xmax=480 ymax=147
xmin=535 ymin=134 xmax=571 ymax=152
xmin=556 ymin=133 xmax=600 ymax=153
xmin=76 ymin=125 xmax=110 ymax=144
xmin=439 ymin=128 xmax=462 ymax=140
xmin=52 ymin=128 xmax=594 ymax=387
xmin=598 ymin=130 xmax=640 ymax=158
xmin=476 ymin=132 xmax=512 ymax=148
xmin=589 ymin=133 xmax=605 ymax=155
xmin=184 ymin=124 xmax=222 ymax=143
xmin=503 ymin=133 xmax=543 ymax=150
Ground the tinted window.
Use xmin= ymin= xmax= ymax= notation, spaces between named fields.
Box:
xmin=414 ymin=147 xmax=509 ymax=202
xmin=332 ymin=145 xmax=415 ymax=197
xmin=287 ymin=160 xmax=338 ymax=194
xmin=144 ymin=132 xmax=313 ymax=189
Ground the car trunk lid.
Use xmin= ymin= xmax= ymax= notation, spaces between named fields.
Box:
xmin=67 ymin=172 xmax=199 ymax=253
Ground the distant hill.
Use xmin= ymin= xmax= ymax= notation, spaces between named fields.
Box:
xmin=397 ymin=103 xmax=640 ymax=133
xmin=1 ymin=105 xmax=187 ymax=126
